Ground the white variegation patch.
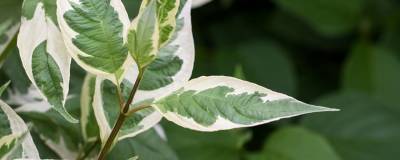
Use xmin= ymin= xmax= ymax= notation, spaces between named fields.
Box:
xmin=57 ymin=0 xmax=130 ymax=80
xmin=17 ymin=2 xmax=74 ymax=122
xmin=5 ymin=86 xmax=43 ymax=106
xmin=133 ymin=0 xmax=195 ymax=102
xmin=39 ymin=134 xmax=78 ymax=159
xmin=15 ymin=101 xmax=52 ymax=113
xmin=155 ymin=76 xmax=339 ymax=131
xmin=0 ymin=100 xmax=40 ymax=159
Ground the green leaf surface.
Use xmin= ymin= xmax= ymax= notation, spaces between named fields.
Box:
xmin=342 ymin=42 xmax=400 ymax=112
xmin=273 ymin=0 xmax=364 ymax=36
xmin=139 ymin=45 xmax=183 ymax=90
xmin=107 ymin=129 xmax=178 ymax=160
xmin=31 ymin=41 xmax=76 ymax=123
xmin=247 ymin=127 xmax=341 ymax=160
xmin=156 ymin=76 xmax=336 ymax=131
xmin=61 ymin=0 xmax=129 ymax=74
xmin=302 ymin=92 xmax=400 ymax=160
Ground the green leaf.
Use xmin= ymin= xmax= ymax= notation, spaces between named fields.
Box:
xmin=18 ymin=1 xmax=76 ymax=122
xmin=163 ymin=122 xmax=251 ymax=160
xmin=0 ymin=100 xmax=40 ymax=159
xmin=273 ymin=0 xmax=364 ymax=36
xmin=247 ymin=127 xmax=341 ymax=160
xmin=0 ymin=81 xmax=10 ymax=97
xmin=93 ymin=78 xmax=162 ymax=143
xmin=342 ymin=42 xmax=400 ymax=112
xmin=107 ymin=129 xmax=178 ymax=160
xmin=58 ymin=0 xmax=129 ymax=76
xmin=155 ymin=76 xmax=337 ymax=131
xmin=128 ymin=0 xmax=160 ymax=67
xmin=302 ymin=92 xmax=400 ymax=160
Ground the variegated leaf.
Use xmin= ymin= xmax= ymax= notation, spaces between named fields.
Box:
xmin=80 ymin=74 xmax=99 ymax=142
xmin=57 ymin=0 xmax=130 ymax=79
xmin=142 ymin=0 xmax=180 ymax=46
xmin=154 ymin=76 xmax=338 ymax=131
xmin=17 ymin=1 xmax=76 ymax=123
xmin=128 ymin=0 xmax=180 ymax=67
xmin=92 ymin=77 xmax=162 ymax=143
xmin=0 ymin=100 xmax=39 ymax=159
xmin=134 ymin=0 xmax=195 ymax=101
xmin=16 ymin=100 xmax=80 ymax=159
xmin=128 ymin=0 xmax=160 ymax=67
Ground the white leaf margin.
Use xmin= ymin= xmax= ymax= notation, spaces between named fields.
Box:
xmin=154 ymin=76 xmax=339 ymax=132
xmin=57 ymin=0 xmax=131 ymax=79
xmin=0 ymin=100 xmax=40 ymax=159
xmin=17 ymin=2 xmax=75 ymax=122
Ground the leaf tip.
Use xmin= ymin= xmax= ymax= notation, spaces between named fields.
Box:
xmin=0 ymin=81 xmax=11 ymax=96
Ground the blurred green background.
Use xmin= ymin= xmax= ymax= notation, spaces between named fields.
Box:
xmin=1 ymin=0 xmax=400 ymax=159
